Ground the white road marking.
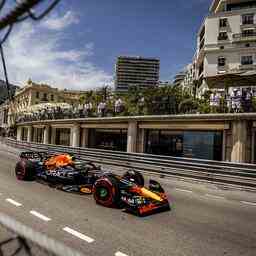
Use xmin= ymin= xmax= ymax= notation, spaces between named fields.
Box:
xmin=175 ymin=188 xmax=193 ymax=193
xmin=6 ymin=198 xmax=22 ymax=207
xmin=63 ymin=227 xmax=94 ymax=243
xmin=241 ymin=201 xmax=256 ymax=206
xmin=115 ymin=252 xmax=129 ymax=256
xmin=30 ymin=211 xmax=51 ymax=222
xmin=205 ymin=194 xmax=225 ymax=200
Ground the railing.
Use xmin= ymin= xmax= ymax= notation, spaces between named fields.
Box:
xmin=233 ymin=32 xmax=256 ymax=41
xmin=4 ymin=138 xmax=256 ymax=190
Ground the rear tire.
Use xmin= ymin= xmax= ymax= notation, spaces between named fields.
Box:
xmin=93 ymin=176 xmax=120 ymax=207
xmin=15 ymin=160 xmax=36 ymax=181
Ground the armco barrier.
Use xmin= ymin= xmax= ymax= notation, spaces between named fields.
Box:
xmin=0 ymin=212 xmax=83 ymax=256
xmin=4 ymin=138 xmax=256 ymax=190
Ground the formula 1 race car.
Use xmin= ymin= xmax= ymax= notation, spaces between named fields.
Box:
xmin=15 ymin=152 xmax=170 ymax=216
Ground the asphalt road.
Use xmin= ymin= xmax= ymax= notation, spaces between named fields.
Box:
xmin=0 ymin=144 xmax=255 ymax=256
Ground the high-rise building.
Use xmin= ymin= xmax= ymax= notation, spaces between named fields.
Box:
xmin=115 ymin=56 xmax=160 ymax=92
xmin=195 ymin=0 xmax=256 ymax=97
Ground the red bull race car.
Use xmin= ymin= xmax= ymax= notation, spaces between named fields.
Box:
xmin=15 ymin=152 xmax=170 ymax=216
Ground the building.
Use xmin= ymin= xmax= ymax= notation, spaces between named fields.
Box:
xmin=1 ymin=80 xmax=89 ymax=130
xmin=0 ymin=101 xmax=9 ymax=136
xmin=115 ymin=56 xmax=160 ymax=92
xmin=14 ymin=113 xmax=256 ymax=163
xmin=173 ymin=71 xmax=186 ymax=87
xmin=196 ymin=0 xmax=256 ymax=97
xmin=158 ymin=81 xmax=173 ymax=87
xmin=173 ymin=62 xmax=197 ymax=96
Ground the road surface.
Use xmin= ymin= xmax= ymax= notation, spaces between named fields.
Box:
xmin=0 ymin=143 xmax=255 ymax=256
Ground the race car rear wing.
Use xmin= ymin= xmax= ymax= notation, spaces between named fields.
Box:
xmin=20 ymin=151 xmax=49 ymax=161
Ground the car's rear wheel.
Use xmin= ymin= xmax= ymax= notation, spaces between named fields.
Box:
xmin=15 ymin=160 xmax=36 ymax=181
xmin=93 ymin=176 xmax=120 ymax=207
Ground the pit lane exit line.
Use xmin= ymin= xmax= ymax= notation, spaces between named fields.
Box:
xmin=175 ymin=188 xmax=193 ymax=193
xmin=115 ymin=251 xmax=129 ymax=256
xmin=205 ymin=194 xmax=225 ymax=200
xmin=5 ymin=198 xmax=22 ymax=207
xmin=63 ymin=227 xmax=95 ymax=243
xmin=30 ymin=210 xmax=51 ymax=222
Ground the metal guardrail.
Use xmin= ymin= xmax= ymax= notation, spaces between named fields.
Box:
xmin=4 ymin=138 xmax=256 ymax=190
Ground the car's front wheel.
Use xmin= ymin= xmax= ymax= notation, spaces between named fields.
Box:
xmin=93 ymin=176 xmax=120 ymax=207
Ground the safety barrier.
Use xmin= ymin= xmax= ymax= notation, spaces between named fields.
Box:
xmin=0 ymin=212 xmax=83 ymax=256
xmin=4 ymin=138 xmax=256 ymax=190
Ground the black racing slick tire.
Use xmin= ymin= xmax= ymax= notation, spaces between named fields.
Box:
xmin=93 ymin=176 xmax=120 ymax=207
xmin=15 ymin=160 xmax=36 ymax=181
xmin=123 ymin=170 xmax=144 ymax=187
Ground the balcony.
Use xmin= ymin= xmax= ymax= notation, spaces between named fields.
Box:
xmin=233 ymin=32 xmax=256 ymax=42
xmin=238 ymin=64 xmax=256 ymax=71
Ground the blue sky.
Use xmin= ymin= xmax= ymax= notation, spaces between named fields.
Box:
xmin=1 ymin=0 xmax=212 ymax=90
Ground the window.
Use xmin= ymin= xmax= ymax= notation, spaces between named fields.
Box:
xmin=199 ymin=39 xmax=205 ymax=50
xmin=218 ymin=32 xmax=228 ymax=40
xmin=36 ymin=91 xmax=39 ymax=99
xmin=241 ymin=56 xmax=253 ymax=65
xmin=219 ymin=18 xmax=227 ymax=28
xmin=42 ymin=93 xmax=48 ymax=101
xmin=199 ymin=62 xmax=204 ymax=76
xmin=218 ymin=57 xmax=226 ymax=67
xmin=51 ymin=94 xmax=54 ymax=101
xmin=242 ymin=29 xmax=254 ymax=37
xmin=242 ymin=14 xmax=254 ymax=25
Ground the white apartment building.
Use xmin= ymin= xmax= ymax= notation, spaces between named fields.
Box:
xmin=173 ymin=61 xmax=197 ymax=96
xmin=196 ymin=0 xmax=256 ymax=97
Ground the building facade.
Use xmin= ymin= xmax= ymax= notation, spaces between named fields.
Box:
xmin=115 ymin=56 xmax=160 ymax=92
xmin=0 ymin=101 xmax=9 ymax=135
xmin=196 ymin=0 xmax=256 ymax=96
xmin=14 ymin=113 xmax=256 ymax=164
xmin=173 ymin=62 xmax=197 ymax=96
xmin=1 ymin=80 xmax=89 ymax=130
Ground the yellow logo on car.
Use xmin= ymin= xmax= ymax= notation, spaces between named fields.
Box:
xmin=80 ymin=187 xmax=92 ymax=194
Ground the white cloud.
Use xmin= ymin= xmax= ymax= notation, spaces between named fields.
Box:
xmin=1 ymin=11 xmax=113 ymax=90
xmin=41 ymin=10 xmax=79 ymax=30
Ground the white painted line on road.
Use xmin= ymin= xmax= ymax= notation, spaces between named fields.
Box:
xmin=241 ymin=201 xmax=256 ymax=206
xmin=30 ymin=211 xmax=51 ymax=222
xmin=63 ymin=227 xmax=94 ymax=243
xmin=175 ymin=188 xmax=193 ymax=193
xmin=5 ymin=198 xmax=22 ymax=207
xmin=205 ymin=194 xmax=225 ymax=200
xmin=115 ymin=252 xmax=129 ymax=256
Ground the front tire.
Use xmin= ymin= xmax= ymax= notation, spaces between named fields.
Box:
xmin=15 ymin=160 xmax=36 ymax=181
xmin=93 ymin=176 xmax=120 ymax=207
